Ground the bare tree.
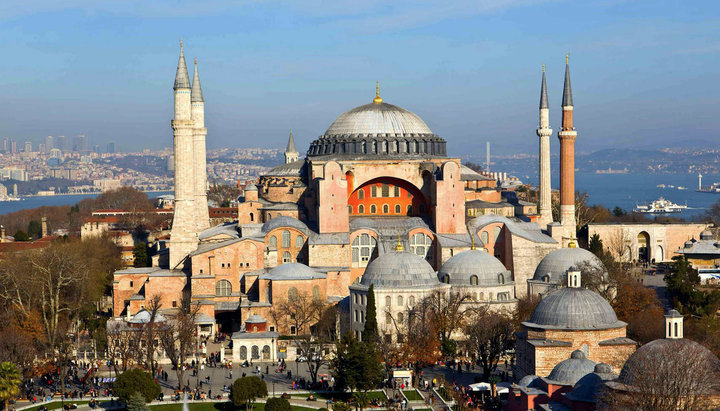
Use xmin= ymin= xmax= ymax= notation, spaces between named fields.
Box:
xmin=270 ymin=293 xmax=323 ymax=336
xmin=426 ymin=291 xmax=471 ymax=359
xmin=600 ymin=340 xmax=720 ymax=411
xmin=159 ymin=299 xmax=200 ymax=390
xmin=463 ymin=307 xmax=514 ymax=381
xmin=607 ymin=228 xmax=632 ymax=263
xmin=141 ymin=295 xmax=163 ymax=377
xmin=106 ymin=319 xmax=142 ymax=374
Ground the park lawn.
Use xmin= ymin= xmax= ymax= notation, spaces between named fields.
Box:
xmin=290 ymin=391 xmax=387 ymax=402
xmin=149 ymin=403 xmax=318 ymax=411
xmin=402 ymin=390 xmax=423 ymax=401
xmin=23 ymin=401 xmax=90 ymax=411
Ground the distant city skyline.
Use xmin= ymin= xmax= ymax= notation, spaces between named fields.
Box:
xmin=0 ymin=1 xmax=718 ymax=156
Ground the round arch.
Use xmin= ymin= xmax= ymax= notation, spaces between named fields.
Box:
xmin=348 ymin=176 xmax=428 ymax=217
xmin=637 ymin=231 xmax=650 ymax=262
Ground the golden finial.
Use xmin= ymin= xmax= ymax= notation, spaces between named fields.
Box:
xmin=395 ymin=235 xmax=404 ymax=252
xmin=180 ymin=39 xmax=184 ymax=50
xmin=566 ymin=53 xmax=569 ymax=64
xmin=194 ymin=58 xmax=197 ymax=66
xmin=471 ymin=234 xmax=475 ymax=250
xmin=568 ymin=234 xmax=577 ymax=248
xmin=373 ymin=81 xmax=383 ymax=104
xmin=542 ymin=63 xmax=545 ymax=73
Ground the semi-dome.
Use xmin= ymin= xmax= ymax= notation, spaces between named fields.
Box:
xmin=261 ymin=215 xmax=309 ymax=235
xmin=533 ymin=247 xmax=606 ymax=283
xmin=307 ymin=91 xmax=447 ymax=159
xmin=547 ymin=350 xmax=596 ymax=385
xmin=262 ymin=263 xmax=323 ymax=280
xmin=437 ymin=249 xmax=511 ymax=286
xmin=524 ymin=286 xmax=624 ymax=330
xmin=619 ymin=338 xmax=720 ymax=387
xmin=245 ymin=314 xmax=266 ymax=323
xmin=361 ymin=250 xmax=441 ymax=289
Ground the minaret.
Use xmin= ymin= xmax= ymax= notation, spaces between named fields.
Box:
xmin=192 ymin=58 xmax=210 ymax=231
xmin=169 ymin=40 xmax=198 ymax=269
xmin=558 ymin=54 xmax=577 ymax=236
xmin=536 ymin=64 xmax=553 ymax=229
xmin=284 ymin=130 xmax=299 ymax=164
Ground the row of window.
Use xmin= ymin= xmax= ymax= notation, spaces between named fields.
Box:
xmin=351 ymin=233 xmax=434 ymax=267
xmin=349 ymin=203 xmax=425 ymax=215
xmin=357 ymin=184 xmax=411 ymax=199
xmin=440 ymin=273 xmax=505 ymax=285
xmin=237 ymin=344 xmax=272 ymax=360
xmin=287 ymin=286 xmax=322 ymax=301
xmin=268 ymin=231 xmax=305 ymax=248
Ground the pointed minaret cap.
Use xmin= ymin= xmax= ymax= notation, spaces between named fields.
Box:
xmin=191 ymin=58 xmax=204 ymax=102
xmin=562 ymin=54 xmax=573 ymax=107
xmin=286 ymin=130 xmax=298 ymax=153
xmin=174 ymin=40 xmax=191 ymax=90
xmin=539 ymin=64 xmax=549 ymax=109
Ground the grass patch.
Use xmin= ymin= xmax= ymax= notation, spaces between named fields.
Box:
xmin=289 ymin=391 xmax=385 ymax=402
xmin=402 ymin=390 xmax=423 ymax=401
xmin=23 ymin=401 xmax=90 ymax=411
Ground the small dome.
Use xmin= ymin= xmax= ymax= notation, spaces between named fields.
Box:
xmin=129 ymin=309 xmax=167 ymax=324
xmin=263 ymin=263 xmax=322 ymax=280
xmin=700 ymin=229 xmax=713 ymax=241
xmin=685 ymin=240 xmax=694 ymax=248
xmin=245 ymin=314 xmax=266 ymax=324
xmin=566 ymin=363 xmax=618 ymax=403
xmin=261 ymin=215 xmax=309 ymax=234
xmin=244 ymin=183 xmax=257 ymax=191
xmin=437 ymin=249 xmax=510 ymax=286
xmin=361 ymin=251 xmax=440 ymax=289
xmin=524 ymin=287 xmax=623 ymax=330
xmin=619 ymin=338 xmax=720 ymax=387
xmin=518 ymin=375 xmax=542 ymax=388
xmin=547 ymin=350 xmax=596 ymax=385
xmin=533 ymin=248 xmax=606 ymax=283
xmin=325 ymin=102 xmax=432 ymax=136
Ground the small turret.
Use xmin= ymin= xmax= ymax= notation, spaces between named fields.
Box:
xmin=284 ymin=130 xmax=299 ymax=164
xmin=665 ymin=309 xmax=683 ymax=339
xmin=567 ymin=268 xmax=581 ymax=288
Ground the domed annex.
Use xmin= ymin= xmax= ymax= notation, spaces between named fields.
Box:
xmin=307 ymin=85 xmax=447 ymax=159
xmin=437 ymin=249 xmax=516 ymax=307
xmin=515 ymin=270 xmax=636 ymax=379
xmin=546 ymin=350 xmax=596 ymax=385
xmin=565 ymin=363 xmax=618 ymax=405
xmin=361 ymin=249 xmax=440 ymax=289
xmin=528 ymin=246 xmax=607 ymax=295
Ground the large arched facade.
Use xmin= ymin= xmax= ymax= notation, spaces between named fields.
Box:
xmin=347 ymin=176 xmax=429 ymax=217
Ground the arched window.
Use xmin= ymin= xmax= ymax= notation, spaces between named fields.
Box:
xmin=359 ymin=204 xmax=365 ymax=214
xmin=313 ymin=286 xmax=320 ymax=301
xmin=362 ymin=295 xmax=366 ymax=305
xmin=385 ymin=312 xmax=392 ymax=323
xmin=543 ymin=275 xmax=550 ymax=283
xmin=351 ymin=234 xmax=377 ymax=267
xmin=348 ymin=205 xmax=353 ymax=214
xmin=354 ymin=310 xmax=359 ymax=321
xmin=382 ymin=184 xmax=389 ymax=197
xmin=489 ymin=292 xmax=494 ymax=300
xmin=370 ymin=204 xmax=377 ymax=214
xmin=479 ymin=292 xmax=484 ymax=300
xmin=397 ymin=295 xmax=404 ymax=306
xmin=282 ymin=230 xmax=290 ymax=248
xmin=371 ymin=185 xmax=377 ymax=197
xmin=407 ymin=205 xmax=413 ymax=214
xmin=288 ymin=287 xmax=298 ymax=301
xmin=410 ymin=233 xmax=434 ymax=262
xmin=498 ymin=274 xmax=505 ymax=284
xmin=262 ymin=345 xmax=270 ymax=360
xmin=385 ymin=296 xmax=391 ymax=306
xmin=239 ymin=346 xmax=247 ymax=360
xmin=383 ymin=204 xmax=389 ymax=214
xmin=250 ymin=212 xmax=254 ymax=222
xmin=216 ymin=280 xmax=232 ymax=297
xmin=493 ymin=226 xmax=501 ymax=241
xmin=394 ymin=186 xmax=400 ymax=197
xmin=481 ymin=231 xmax=489 ymax=244
xmin=283 ymin=251 xmax=292 ymax=263
xmin=251 ymin=345 xmax=259 ymax=359
xmin=395 ymin=204 xmax=401 ymax=214
xmin=398 ymin=312 xmax=404 ymax=323
xmin=296 ymin=235 xmax=304 ymax=248
xmin=472 ymin=292 xmax=477 ymax=300
xmin=470 ymin=275 xmax=478 ymax=286
xmin=408 ymin=296 xmax=415 ymax=306
xmin=354 ymin=294 xmax=358 ymax=304
xmin=268 ymin=235 xmax=277 ymax=248
xmin=358 ymin=189 xmax=365 ymax=199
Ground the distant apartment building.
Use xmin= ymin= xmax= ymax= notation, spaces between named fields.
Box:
xmin=56 ymin=136 xmax=66 ymax=151
xmin=50 ymin=167 xmax=80 ymax=180
xmin=93 ymin=178 xmax=122 ymax=192
xmin=73 ymin=135 xmax=88 ymax=152
xmin=24 ymin=141 xmax=32 ymax=153
xmin=49 ymin=148 xmax=62 ymax=158
xmin=45 ymin=135 xmax=54 ymax=153
xmin=0 ymin=167 xmax=27 ymax=181
xmin=107 ymin=141 xmax=116 ymax=154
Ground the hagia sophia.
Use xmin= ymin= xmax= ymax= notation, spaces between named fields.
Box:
xmin=110 ymin=43 xmax=717 ymax=401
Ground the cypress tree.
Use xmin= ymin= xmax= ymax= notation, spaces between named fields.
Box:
xmin=363 ymin=284 xmax=378 ymax=343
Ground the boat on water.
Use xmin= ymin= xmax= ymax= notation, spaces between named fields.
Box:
xmin=656 ymin=184 xmax=666 ymax=188
xmin=678 ymin=186 xmax=687 ymax=190
xmin=634 ymin=197 xmax=688 ymax=214
xmin=0 ymin=196 xmax=21 ymax=202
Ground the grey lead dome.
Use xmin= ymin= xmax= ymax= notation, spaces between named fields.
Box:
xmin=361 ymin=250 xmax=440 ymax=289
xmin=325 ymin=102 xmax=432 ymax=135
xmin=524 ymin=286 xmax=624 ymax=330
xmin=533 ymin=247 xmax=606 ymax=283
xmin=437 ymin=249 xmax=510 ymax=286
xmin=547 ymin=350 xmax=596 ymax=385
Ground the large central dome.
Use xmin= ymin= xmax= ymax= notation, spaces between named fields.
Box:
xmin=324 ymin=102 xmax=433 ymax=135
xmin=307 ymin=89 xmax=447 ymax=159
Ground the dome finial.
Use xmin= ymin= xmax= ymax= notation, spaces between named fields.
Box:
xmin=543 ymin=63 xmax=545 ymax=73
xmin=180 ymin=38 xmax=183 ymax=50
xmin=566 ymin=53 xmax=569 ymax=65
xmin=471 ymin=233 xmax=475 ymax=250
xmin=395 ymin=235 xmax=404 ymax=251
xmin=568 ymin=234 xmax=577 ymax=248
xmin=373 ymin=81 xmax=383 ymax=104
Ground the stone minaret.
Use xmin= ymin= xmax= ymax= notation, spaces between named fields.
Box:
xmin=192 ymin=59 xmax=210 ymax=231
xmin=285 ymin=130 xmax=299 ymax=164
xmin=558 ymin=54 xmax=577 ymax=235
xmin=536 ymin=65 xmax=553 ymax=229
xmin=169 ymin=41 xmax=199 ymax=269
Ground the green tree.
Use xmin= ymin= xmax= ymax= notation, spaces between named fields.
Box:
xmin=362 ymin=285 xmax=378 ymax=344
xmin=113 ymin=369 xmax=160 ymax=403
xmin=265 ymin=397 xmax=291 ymax=411
xmin=0 ymin=362 xmax=21 ymax=411
xmin=331 ymin=333 xmax=382 ymax=392
xmin=231 ymin=376 xmax=268 ymax=409
xmin=27 ymin=220 xmax=42 ymax=239
xmin=588 ymin=233 xmax=603 ymax=256
xmin=612 ymin=206 xmax=626 ymax=217
xmin=133 ymin=241 xmax=149 ymax=267
xmin=126 ymin=392 xmax=149 ymax=411
xmin=13 ymin=230 xmax=29 ymax=242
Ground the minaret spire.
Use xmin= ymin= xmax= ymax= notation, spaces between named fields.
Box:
xmin=558 ymin=53 xmax=578 ymax=242
xmin=562 ymin=54 xmax=573 ymax=107
xmin=191 ymin=58 xmax=204 ymax=102
xmin=536 ymin=65 xmax=553 ymax=229
xmin=284 ymin=130 xmax=299 ymax=164
xmin=373 ymin=81 xmax=383 ymax=104
xmin=174 ymin=40 xmax=190 ymax=90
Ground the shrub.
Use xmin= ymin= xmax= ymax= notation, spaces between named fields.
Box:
xmin=113 ymin=369 xmax=160 ymax=403
xmin=265 ymin=397 xmax=291 ymax=411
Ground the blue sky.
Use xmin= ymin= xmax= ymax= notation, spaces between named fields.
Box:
xmin=0 ymin=1 xmax=718 ymax=157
